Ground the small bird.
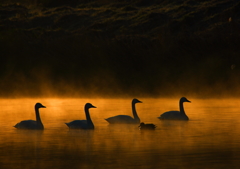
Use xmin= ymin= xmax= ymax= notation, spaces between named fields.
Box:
xmin=138 ymin=122 xmax=156 ymax=130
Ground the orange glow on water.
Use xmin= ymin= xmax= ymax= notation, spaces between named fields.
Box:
xmin=1 ymin=98 xmax=240 ymax=168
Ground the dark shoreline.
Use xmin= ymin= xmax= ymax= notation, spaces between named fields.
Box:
xmin=0 ymin=0 xmax=240 ymax=97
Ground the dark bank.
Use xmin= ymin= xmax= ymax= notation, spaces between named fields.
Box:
xmin=0 ymin=0 xmax=240 ymax=97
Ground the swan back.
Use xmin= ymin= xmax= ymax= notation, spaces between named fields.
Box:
xmin=105 ymin=115 xmax=137 ymax=124
xmin=65 ymin=120 xmax=90 ymax=129
xmin=158 ymin=111 xmax=189 ymax=120
xmin=14 ymin=120 xmax=41 ymax=129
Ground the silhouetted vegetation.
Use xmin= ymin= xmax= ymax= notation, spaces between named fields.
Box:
xmin=0 ymin=0 xmax=240 ymax=97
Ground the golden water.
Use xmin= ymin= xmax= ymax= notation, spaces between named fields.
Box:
xmin=1 ymin=98 xmax=240 ymax=169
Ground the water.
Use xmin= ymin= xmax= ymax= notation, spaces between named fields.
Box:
xmin=1 ymin=98 xmax=240 ymax=169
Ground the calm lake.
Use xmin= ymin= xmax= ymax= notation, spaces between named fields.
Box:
xmin=0 ymin=98 xmax=240 ymax=169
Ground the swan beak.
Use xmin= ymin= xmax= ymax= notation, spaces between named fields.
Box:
xmin=92 ymin=106 xmax=97 ymax=108
xmin=42 ymin=106 xmax=46 ymax=108
xmin=186 ymin=100 xmax=191 ymax=103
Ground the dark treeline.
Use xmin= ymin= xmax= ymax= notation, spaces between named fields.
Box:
xmin=0 ymin=0 xmax=240 ymax=97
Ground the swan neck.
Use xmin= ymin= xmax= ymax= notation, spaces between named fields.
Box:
xmin=132 ymin=102 xmax=140 ymax=121
xmin=179 ymin=100 xmax=186 ymax=114
xmin=35 ymin=107 xmax=42 ymax=124
xmin=85 ymin=107 xmax=94 ymax=127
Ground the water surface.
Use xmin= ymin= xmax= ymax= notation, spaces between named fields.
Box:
xmin=0 ymin=98 xmax=240 ymax=169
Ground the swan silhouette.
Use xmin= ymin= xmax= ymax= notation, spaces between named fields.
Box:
xmin=158 ymin=97 xmax=191 ymax=120
xmin=105 ymin=98 xmax=142 ymax=124
xmin=14 ymin=103 xmax=46 ymax=130
xmin=139 ymin=122 xmax=156 ymax=130
xmin=65 ymin=103 xmax=96 ymax=129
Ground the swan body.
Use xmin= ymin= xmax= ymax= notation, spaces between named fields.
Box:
xmin=65 ymin=103 xmax=96 ymax=129
xmin=139 ymin=122 xmax=156 ymax=130
xmin=158 ymin=97 xmax=190 ymax=120
xmin=14 ymin=103 xmax=46 ymax=130
xmin=105 ymin=98 xmax=142 ymax=124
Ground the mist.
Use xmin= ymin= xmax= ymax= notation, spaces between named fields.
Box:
xmin=1 ymin=0 xmax=240 ymax=98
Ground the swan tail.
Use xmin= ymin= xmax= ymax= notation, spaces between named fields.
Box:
xmin=105 ymin=118 xmax=113 ymax=124
xmin=13 ymin=123 xmax=19 ymax=128
xmin=105 ymin=118 xmax=109 ymax=122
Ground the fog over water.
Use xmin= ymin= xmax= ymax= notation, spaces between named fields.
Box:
xmin=0 ymin=44 xmax=239 ymax=98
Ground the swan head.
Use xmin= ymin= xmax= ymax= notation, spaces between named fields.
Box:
xmin=35 ymin=103 xmax=46 ymax=109
xmin=132 ymin=98 xmax=142 ymax=104
xmin=180 ymin=97 xmax=191 ymax=103
xmin=85 ymin=103 xmax=96 ymax=109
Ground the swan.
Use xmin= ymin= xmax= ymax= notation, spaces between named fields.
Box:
xmin=139 ymin=122 xmax=156 ymax=130
xmin=14 ymin=103 xmax=46 ymax=130
xmin=105 ymin=98 xmax=142 ymax=124
xmin=65 ymin=103 xmax=96 ymax=129
xmin=158 ymin=97 xmax=191 ymax=120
